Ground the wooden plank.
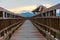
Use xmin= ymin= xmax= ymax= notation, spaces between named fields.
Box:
xmin=10 ymin=20 xmax=47 ymax=40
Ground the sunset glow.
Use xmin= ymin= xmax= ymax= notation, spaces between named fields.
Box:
xmin=8 ymin=3 xmax=52 ymax=13
xmin=8 ymin=5 xmax=37 ymax=13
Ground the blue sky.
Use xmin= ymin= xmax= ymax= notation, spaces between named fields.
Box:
xmin=0 ymin=0 xmax=60 ymax=13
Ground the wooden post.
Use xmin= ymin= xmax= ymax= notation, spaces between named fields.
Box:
xmin=0 ymin=32 xmax=1 ymax=37
xmin=56 ymin=31 xmax=60 ymax=40
xmin=53 ymin=10 xmax=56 ymax=16
xmin=48 ymin=12 xmax=50 ymax=16
xmin=3 ymin=11 xmax=5 ymax=18
xmin=6 ymin=13 xmax=7 ymax=18
xmin=41 ymin=13 xmax=43 ymax=17
xmin=59 ymin=9 xmax=60 ymax=16
xmin=45 ymin=13 xmax=47 ymax=16
xmin=14 ymin=15 xmax=15 ymax=18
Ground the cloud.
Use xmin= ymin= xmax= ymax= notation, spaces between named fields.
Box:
xmin=8 ymin=5 xmax=37 ymax=13
xmin=42 ymin=3 xmax=52 ymax=8
xmin=8 ymin=3 xmax=52 ymax=14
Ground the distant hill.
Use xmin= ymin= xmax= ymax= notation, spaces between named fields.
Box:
xmin=19 ymin=11 xmax=35 ymax=17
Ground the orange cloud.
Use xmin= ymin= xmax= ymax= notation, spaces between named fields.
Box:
xmin=8 ymin=5 xmax=37 ymax=13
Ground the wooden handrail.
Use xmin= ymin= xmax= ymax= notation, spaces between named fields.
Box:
xmin=0 ymin=19 xmax=24 ymax=40
xmin=34 ymin=16 xmax=60 ymax=19
xmin=7 ymin=22 xmax=23 ymax=35
xmin=33 ymin=21 xmax=60 ymax=33
xmin=0 ymin=18 xmax=23 ymax=19
xmin=31 ymin=20 xmax=60 ymax=40
xmin=0 ymin=20 xmax=20 ymax=33
xmin=32 ymin=22 xmax=55 ymax=40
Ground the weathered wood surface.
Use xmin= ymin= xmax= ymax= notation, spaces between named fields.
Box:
xmin=10 ymin=20 xmax=46 ymax=40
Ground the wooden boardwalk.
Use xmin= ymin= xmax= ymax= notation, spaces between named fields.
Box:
xmin=10 ymin=20 xmax=47 ymax=40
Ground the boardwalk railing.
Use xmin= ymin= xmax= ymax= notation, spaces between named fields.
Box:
xmin=30 ymin=4 xmax=60 ymax=40
xmin=30 ymin=16 xmax=60 ymax=40
xmin=0 ymin=18 xmax=25 ymax=40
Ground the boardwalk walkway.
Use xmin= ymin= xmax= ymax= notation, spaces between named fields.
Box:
xmin=10 ymin=20 xmax=47 ymax=40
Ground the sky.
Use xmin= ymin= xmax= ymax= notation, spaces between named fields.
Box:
xmin=0 ymin=0 xmax=60 ymax=13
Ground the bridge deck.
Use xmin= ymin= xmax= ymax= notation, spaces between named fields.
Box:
xmin=10 ymin=20 xmax=47 ymax=40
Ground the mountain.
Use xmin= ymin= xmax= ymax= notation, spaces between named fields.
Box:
xmin=19 ymin=11 xmax=35 ymax=17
